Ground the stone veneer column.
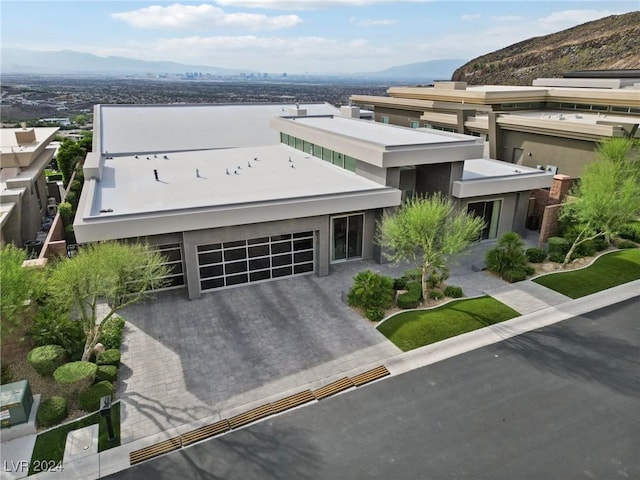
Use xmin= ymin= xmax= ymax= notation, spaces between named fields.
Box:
xmin=549 ymin=174 xmax=572 ymax=204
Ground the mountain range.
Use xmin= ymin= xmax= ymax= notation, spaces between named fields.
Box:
xmin=0 ymin=48 xmax=464 ymax=81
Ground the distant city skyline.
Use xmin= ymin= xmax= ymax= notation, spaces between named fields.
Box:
xmin=2 ymin=0 xmax=638 ymax=74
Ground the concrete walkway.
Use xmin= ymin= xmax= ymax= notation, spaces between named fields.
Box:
xmin=484 ymin=280 xmax=573 ymax=315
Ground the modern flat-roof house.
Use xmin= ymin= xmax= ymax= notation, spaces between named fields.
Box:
xmin=75 ymin=102 xmax=553 ymax=298
xmin=351 ymin=73 xmax=640 ymax=178
xmin=1 ymin=126 xmax=59 ymax=247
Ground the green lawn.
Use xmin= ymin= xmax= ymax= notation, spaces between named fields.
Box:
xmin=533 ymin=248 xmax=640 ymax=299
xmin=29 ymin=402 xmax=120 ymax=475
xmin=377 ymin=296 xmax=520 ymax=352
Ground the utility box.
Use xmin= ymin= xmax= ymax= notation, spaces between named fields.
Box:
xmin=0 ymin=380 xmax=34 ymax=428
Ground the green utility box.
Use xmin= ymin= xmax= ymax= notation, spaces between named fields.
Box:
xmin=0 ymin=380 xmax=34 ymax=428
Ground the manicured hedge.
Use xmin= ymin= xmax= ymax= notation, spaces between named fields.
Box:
xmin=37 ymin=397 xmax=67 ymax=427
xmin=443 ymin=285 xmax=463 ymax=298
xmin=53 ymin=361 xmax=97 ymax=396
xmin=95 ymin=365 xmax=118 ymax=383
xmin=525 ymin=247 xmax=547 ymax=263
xmin=96 ymin=349 xmax=120 ymax=367
xmin=397 ymin=282 xmax=422 ymax=309
xmin=79 ymin=381 xmax=113 ymax=412
xmin=27 ymin=345 xmax=67 ymax=377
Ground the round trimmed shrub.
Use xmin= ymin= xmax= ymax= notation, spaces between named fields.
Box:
xmin=525 ymin=247 xmax=547 ymax=263
xmin=428 ymin=290 xmax=444 ymax=300
xmin=95 ymin=365 xmax=118 ymax=383
xmin=397 ymin=282 xmax=422 ymax=309
xmin=547 ymin=236 xmax=570 ymax=256
xmin=443 ymin=285 xmax=463 ymax=298
xmin=79 ymin=381 xmax=114 ymax=412
xmin=96 ymin=349 xmax=121 ymax=366
xmin=37 ymin=396 xmax=67 ymax=427
xmin=548 ymin=251 xmax=565 ymax=263
xmin=27 ymin=345 xmax=67 ymax=376
xmin=617 ymin=239 xmax=638 ymax=249
xmin=502 ymin=269 xmax=527 ymax=283
xmin=366 ymin=307 xmax=385 ymax=323
xmin=53 ymin=361 xmax=97 ymax=396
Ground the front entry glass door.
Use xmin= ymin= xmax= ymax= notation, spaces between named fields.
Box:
xmin=332 ymin=214 xmax=364 ymax=262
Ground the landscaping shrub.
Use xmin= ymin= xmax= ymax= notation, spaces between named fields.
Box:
xmin=37 ymin=397 xmax=67 ymax=427
xmin=428 ymin=290 xmax=444 ymax=300
xmin=547 ymin=236 xmax=570 ymax=257
xmin=65 ymin=191 xmax=77 ymax=206
xmin=27 ymin=345 xmax=67 ymax=377
xmin=97 ymin=316 xmax=126 ymax=350
xmin=347 ymin=270 xmax=395 ymax=311
xmin=96 ymin=349 xmax=121 ymax=367
xmin=443 ymin=285 xmax=464 ymax=298
xmin=30 ymin=309 xmax=85 ymax=361
xmin=525 ymin=247 xmax=547 ymax=263
xmin=79 ymin=381 xmax=113 ymax=412
xmin=393 ymin=277 xmax=407 ymax=291
xmin=485 ymin=232 xmax=527 ymax=276
xmin=502 ymin=269 xmax=527 ymax=283
xmin=397 ymin=281 xmax=422 ymax=309
xmin=426 ymin=267 xmax=449 ymax=290
xmin=618 ymin=222 xmax=640 ymax=243
xmin=524 ymin=265 xmax=536 ymax=276
xmin=617 ymin=239 xmax=638 ymax=249
xmin=95 ymin=365 xmax=118 ymax=383
xmin=64 ymin=224 xmax=76 ymax=244
xmin=403 ymin=268 xmax=422 ymax=281
xmin=366 ymin=307 xmax=385 ymax=323
xmin=592 ymin=237 xmax=608 ymax=252
xmin=70 ymin=179 xmax=82 ymax=194
xmin=57 ymin=202 xmax=73 ymax=224
xmin=548 ymin=251 xmax=566 ymax=263
xmin=53 ymin=361 xmax=97 ymax=396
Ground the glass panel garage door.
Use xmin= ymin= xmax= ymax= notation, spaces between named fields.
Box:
xmin=197 ymin=232 xmax=314 ymax=292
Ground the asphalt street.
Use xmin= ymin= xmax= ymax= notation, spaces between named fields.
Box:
xmin=107 ymin=297 xmax=640 ymax=480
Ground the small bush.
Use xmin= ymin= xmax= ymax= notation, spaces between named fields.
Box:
xmin=619 ymin=222 xmax=640 ymax=243
xmin=79 ymin=381 xmax=113 ymax=412
xmin=485 ymin=232 xmax=527 ymax=276
xmin=65 ymin=190 xmax=77 ymax=206
xmin=403 ymin=268 xmax=422 ymax=281
xmin=27 ymin=345 xmax=67 ymax=377
xmin=37 ymin=397 xmax=67 ymax=427
xmin=70 ymin=179 xmax=82 ymax=193
xmin=524 ymin=265 xmax=536 ymax=276
xmin=397 ymin=282 xmax=422 ymax=309
xmin=393 ymin=277 xmax=407 ymax=291
xmin=547 ymin=237 xmax=570 ymax=256
xmin=428 ymin=290 xmax=444 ymax=300
xmin=366 ymin=307 xmax=385 ymax=323
xmin=617 ymin=239 xmax=638 ymax=249
xmin=548 ymin=251 xmax=566 ymax=263
xmin=95 ymin=365 xmax=118 ymax=383
xmin=98 ymin=316 xmax=126 ymax=350
xmin=502 ymin=269 xmax=527 ymax=283
xmin=347 ymin=270 xmax=395 ymax=310
xmin=57 ymin=202 xmax=73 ymax=224
xmin=525 ymin=247 xmax=547 ymax=263
xmin=30 ymin=309 xmax=85 ymax=361
xmin=96 ymin=349 xmax=121 ymax=366
xmin=53 ymin=361 xmax=97 ymax=396
xmin=64 ymin=224 xmax=76 ymax=244
xmin=444 ymin=285 xmax=463 ymax=298
xmin=592 ymin=237 xmax=608 ymax=252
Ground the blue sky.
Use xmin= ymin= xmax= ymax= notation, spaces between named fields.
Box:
xmin=2 ymin=1 xmax=638 ymax=73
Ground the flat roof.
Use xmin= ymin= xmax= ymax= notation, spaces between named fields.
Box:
xmin=88 ymin=144 xmax=390 ymax=217
xmin=505 ymin=110 xmax=639 ymax=126
xmin=461 ymin=158 xmax=544 ymax=180
xmin=98 ymin=103 xmax=340 ymax=155
xmin=0 ymin=127 xmax=58 ymax=154
xmin=287 ymin=116 xmax=476 ymax=148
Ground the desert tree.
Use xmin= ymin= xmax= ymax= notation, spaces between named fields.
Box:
xmin=377 ymin=193 xmax=485 ymax=302
xmin=559 ymin=138 xmax=640 ymax=267
xmin=47 ymin=241 xmax=169 ymax=360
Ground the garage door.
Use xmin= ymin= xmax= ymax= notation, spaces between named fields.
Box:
xmin=197 ymin=231 xmax=315 ymax=292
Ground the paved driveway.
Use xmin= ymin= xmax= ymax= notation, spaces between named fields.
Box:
xmin=117 ymin=262 xmax=402 ymax=443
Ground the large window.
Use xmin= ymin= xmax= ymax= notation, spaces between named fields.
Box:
xmin=150 ymin=243 xmax=185 ymax=290
xmin=467 ymin=200 xmax=501 ymax=240
xmin=197 ymin=232 xmax=314 ymax=292
xmin=331 ymin=214 xmax=364 ymax=262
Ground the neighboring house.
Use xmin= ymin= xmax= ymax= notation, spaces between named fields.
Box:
xmin=350 ymin=73 xmax=640 ymax=178
xmin=75 ymin=102 xmax=552 ymax=298
xmin=0 ymin=126 xmax=59 ymax=247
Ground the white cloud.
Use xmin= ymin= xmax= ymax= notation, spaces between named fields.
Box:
xmin=349 ymin=17 xmax=396 ymax=26
xmin=112 ymin=3 xmax=301 ymax=30
xmin=215 ymin=0 xmax=429 ymax=9
xmin=536 ymin=9 xmax=619 ymax=30
xmin=460 ymin=14 xmax=481 ymax=22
